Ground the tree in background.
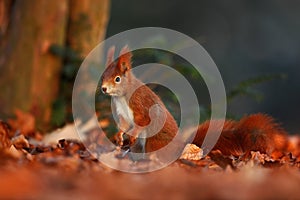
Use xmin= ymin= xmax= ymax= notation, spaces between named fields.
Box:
xmin=0 ymin=0 xmax=110 ymax=130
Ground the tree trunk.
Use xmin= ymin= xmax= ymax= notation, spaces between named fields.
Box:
xmin=66 ymin=0 xmax=111 ymax=123
xmin=0 ymin=0 xmax=110 ymax=130
xmin=0 ymin=0 xmax=68 ymax=130
xmin=67 ymin=0 xmax=111 ymax=57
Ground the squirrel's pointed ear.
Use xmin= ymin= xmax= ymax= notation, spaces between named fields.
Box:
xmin=106 ymin=46 xmax=115 ymax=67
xmin=118 ymin=45 xmax=132 ymax=73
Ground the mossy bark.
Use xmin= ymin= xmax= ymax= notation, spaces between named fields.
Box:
xmin=67 ymin=0 xmax=111 ymax=57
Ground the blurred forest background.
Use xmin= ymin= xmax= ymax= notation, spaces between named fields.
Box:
xmin=0 ymin=0 xmax=299 ymax=133
xmin=107 ymin=0 xmax=300 ymax=134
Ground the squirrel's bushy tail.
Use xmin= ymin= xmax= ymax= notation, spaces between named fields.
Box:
xmin=192 ymin=113 xmax=288 ymax=156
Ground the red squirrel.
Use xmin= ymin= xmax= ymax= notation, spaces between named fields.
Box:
xmin=101 ymin=46 xmax=178 ymax=153
xmin=101 ymin=46 xmax=288 ymax=157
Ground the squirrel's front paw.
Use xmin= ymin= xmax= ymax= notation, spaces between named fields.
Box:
xmin=114 ymin=131 xmax=125 ymax=147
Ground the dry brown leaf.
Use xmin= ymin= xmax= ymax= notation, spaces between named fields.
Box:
xmin=180 ymin=143 xmax=203 ymax=160
xmin=8 ymin=109 xmax=35 ymax=137
xmin=209 ymin=150 xmax=235 ymax=169
xmin=0 ymin=120 xmax=11 ymax=149
xmin=11 ymin=134 xmax=29 ymax=149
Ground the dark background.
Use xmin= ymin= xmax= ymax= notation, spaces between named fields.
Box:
xmin=106 ymin=0 xmax=300 ymax=133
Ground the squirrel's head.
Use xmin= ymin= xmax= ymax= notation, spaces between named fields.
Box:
xmin=101 ymin=45 xmax=133 ymax=96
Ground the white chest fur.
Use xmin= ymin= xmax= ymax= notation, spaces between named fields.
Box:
xmin=112 ymin=96 xmax=134 ymax=125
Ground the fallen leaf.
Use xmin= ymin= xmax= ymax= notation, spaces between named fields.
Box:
xmin=8 ymin=109 xmax=35 ymax=137
xmin=0 ymin=120 xmax=11 ymax=149
xmin=11 ymin=134 xmax=29 ymax=149
xmin=180 ymin=143 xmax=203 ymax=160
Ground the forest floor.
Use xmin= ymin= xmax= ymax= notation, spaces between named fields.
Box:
xmin=0 ymin=111 xmax=300 ymax=200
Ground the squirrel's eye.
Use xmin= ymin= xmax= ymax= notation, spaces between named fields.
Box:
xmin=115 ymin=76 xmax=121 ymax=83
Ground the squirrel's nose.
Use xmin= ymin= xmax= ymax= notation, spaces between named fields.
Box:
xmin=102 ymin=87 xmax=107 ymax=93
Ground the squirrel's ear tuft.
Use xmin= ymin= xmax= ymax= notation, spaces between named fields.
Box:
xmin=118 ymin=45 xmax=132 ymax=73
xmin=106 ymin=46 xmax=115 ymax=67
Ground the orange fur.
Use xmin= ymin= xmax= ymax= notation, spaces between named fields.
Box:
xmin=193 ymin=114 xmax=288 ymax=156
xmin=236 ymin=113 xmax=288 ymax=154
xmin=193 ymin=120 xmax=243 ymax=156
